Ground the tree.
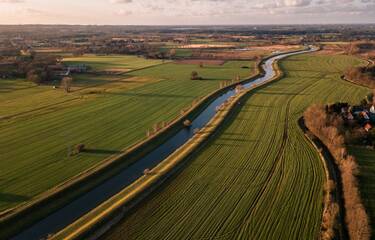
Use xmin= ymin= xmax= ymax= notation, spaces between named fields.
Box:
xmin=191 ymin=71 xmax=201 ymax=80
xmin=169 ymin=49 xmax=176 ymax=58
xmin=61 ymin=77 xmax=73 ymax=93
xmin=26 ymin=70 xmax=42 ymax=84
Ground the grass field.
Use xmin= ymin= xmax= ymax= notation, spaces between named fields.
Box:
xmin=349 ymin=147 xmax=375 ymax=237
xmin=0 ymin=57 xmax=255 ymax=212
xmin=102 ymin=53 xmax=369 ymax=240
xmin=63 ymin=55 xmax=164 ymax=72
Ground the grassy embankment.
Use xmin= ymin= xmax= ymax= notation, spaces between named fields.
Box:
xmin=102 ymin=53 xmax=368 ymax=240
xmin=0 ymin=54 xmax=255 ymax=213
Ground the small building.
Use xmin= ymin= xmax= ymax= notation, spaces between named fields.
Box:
xmin=364 ymin=123 xmax=372 ymax=132
xmin=361 ymin=111 xmax=370 ymax=120
xmin=370 ymin=105 xmax=375 ymax=114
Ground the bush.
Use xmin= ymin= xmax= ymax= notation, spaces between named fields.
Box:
xmin=75 ymin=144 xmax=85 ymax=154
xmin=191 ymin=71 xmax=202 ymax=80
xmin=183 ymin=119 xmax=192 ymax=127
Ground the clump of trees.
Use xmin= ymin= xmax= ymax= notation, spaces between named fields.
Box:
xmin=304 ymin=104 xmax=371 ymax=240
xmin=321 ymin=180 xmax=339 ymax=240
xmin=18 ymin=53 xmax=58 ymax=84
xmin=345 ymin=42 xmax=375 ymax=55
xmin=345 ymin=65 xmax=375 ymax=88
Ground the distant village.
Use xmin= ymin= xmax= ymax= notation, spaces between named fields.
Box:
xmin=327 ymin=97 xmax=375 ymax=148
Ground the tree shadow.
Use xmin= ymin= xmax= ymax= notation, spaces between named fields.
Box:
xmin=0 ymin=192 xmax=30 ymax=203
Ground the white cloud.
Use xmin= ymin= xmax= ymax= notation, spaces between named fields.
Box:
xmin=0 ymin=0 xmax=24 ymax=3
xmin=276 ymin=0 xmax=312 ymax=7
xmin=110 ymin=0 xmax=132 ymax=3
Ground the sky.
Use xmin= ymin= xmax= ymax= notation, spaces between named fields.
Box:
xmin=0 ymin=0 xmax=374 ymax=25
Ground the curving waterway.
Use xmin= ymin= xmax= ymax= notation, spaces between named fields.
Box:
xmin=12 ymin=47 xmax=316 ymax=240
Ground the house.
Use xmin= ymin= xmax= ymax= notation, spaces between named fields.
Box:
xmin=364 ymin=123 xmax=372 ymax=132
xmin=361 ymin=111 xmax=370 ymax=120
xmin=370 ymin=105 xmax=375 ymax=114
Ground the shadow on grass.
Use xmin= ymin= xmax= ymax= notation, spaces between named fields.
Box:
xmin=0 ymin=192 xmax=30 ymax=203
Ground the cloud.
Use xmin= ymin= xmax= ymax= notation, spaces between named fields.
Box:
xmin=110 ymin=0 xmax=132 ymax=3
xmin=115 ymin=9 xmax=132 ymax=15
xmin=276 ymin=0 xmax=312 ymax=7
xmin=0 ymin=0 xmax=24 ymax=3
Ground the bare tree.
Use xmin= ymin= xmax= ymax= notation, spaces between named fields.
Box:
xmin=169 ymin=49 xmax=176 ymax=58
xmin=61 ymin=77 xmax=73 ymax=93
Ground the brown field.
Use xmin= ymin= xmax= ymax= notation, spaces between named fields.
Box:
xmin=178 ymin=43 xmax=236 ymax=49
xmin=190 ymin=44 xmax=301 ymax=60
xmin=250 ymin=44 xmax=300 ymax=51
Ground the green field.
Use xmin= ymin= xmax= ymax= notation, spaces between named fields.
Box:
xmin=160 ymin=48 xmax=193 ymax=57
xmin=102 ymin=53 xmax=368 ymax=240
xmin=63 ymin=55 xmax=165 ymax=72
xmin=350 ymin=147 xmax=375 ymax=236
xmin=0 ymin=57 xmax=255 ymax=212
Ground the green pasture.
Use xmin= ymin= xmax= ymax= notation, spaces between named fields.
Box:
xmin=0 ymin=57 xmax=255 ymax=212
xmin=63 ymin=54 xmax=164 ymax=72
xmin=102 ymin=53 xmax=369 ymax=240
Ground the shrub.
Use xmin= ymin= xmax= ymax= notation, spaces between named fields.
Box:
xmin=191 ymin=71 xmax=202 ymax=80
xmin=75 ymin=143 xmax=85 ymax=154
xmin=183 ymin=119 xmax=192 ymax=127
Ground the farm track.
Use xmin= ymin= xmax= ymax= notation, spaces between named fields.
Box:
xmin=101 ymin=53 xmax=370 ymax=240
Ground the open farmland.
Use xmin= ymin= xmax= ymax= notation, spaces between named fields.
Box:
xmin=0 ymin=56 xmax=255 ymax=212
xmin=102 ymin=53 xmax=369 ymax=240
xmin=63 ymin=55 xmax=164 ymax=72
xmin=349 ymin=147 xmax=375 ymax=235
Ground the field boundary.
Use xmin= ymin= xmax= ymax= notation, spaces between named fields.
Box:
xmin=0 ymin=53 xmax=267 ymax=239
xmin=50 ymin=53 xmax=290 ymax=240
xmin=298 ymin=118 xmax=348 ymax=240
